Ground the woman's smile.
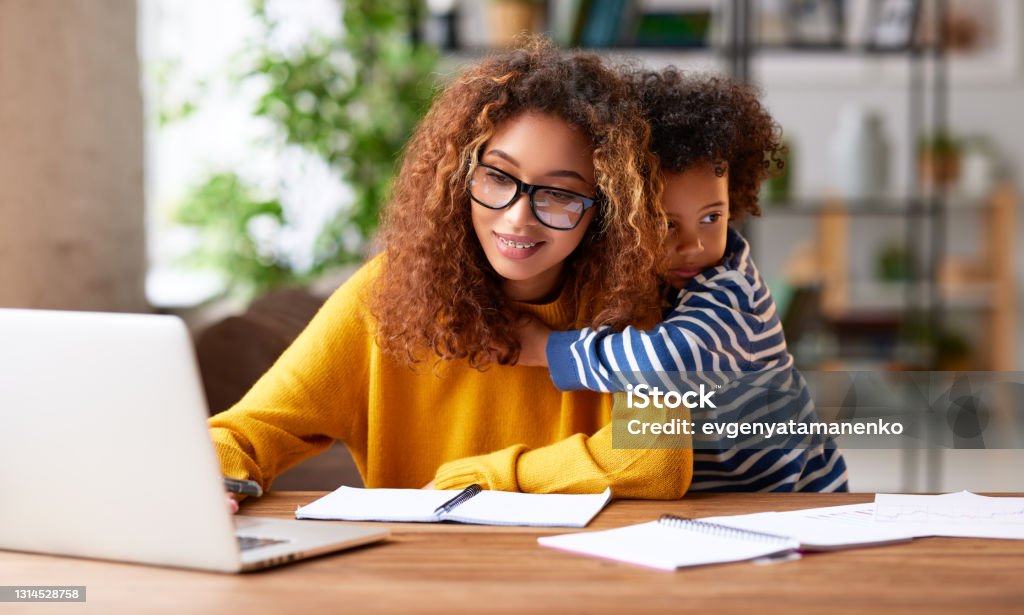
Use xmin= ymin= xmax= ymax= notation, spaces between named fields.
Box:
xmin=494 ymin=231 xmax=545 ymax=258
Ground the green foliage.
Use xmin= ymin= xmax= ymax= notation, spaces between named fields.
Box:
xmin=152 ymin=58 xmax=206 ymax=128
xmin=899 ymin=313 xmax=971 ymax=368
xmin=763 ymin=139 xmax=793 ymax=204
xmin=173 ymin=172 xmax=298 ymax=301
xmin=249 ymin=0 xmax=439 ymax=275
xmin=917 ymin=132 xmax=960 ymax=156
xmin=875 ymin=241 xmax=915 ymax=282
xmin=169 ymin=0 xmax=438 ymax=299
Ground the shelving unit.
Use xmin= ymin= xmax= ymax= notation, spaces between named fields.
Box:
xmin=764 ymin=183 xmax=1016 ymax=371
xmin=705 ymin=0 xmax=1015 ymax=494
xmin=709 ymin=0 xmax=1014 ymax=373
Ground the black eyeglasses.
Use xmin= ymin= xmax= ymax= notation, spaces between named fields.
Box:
xmin=467 ymin=163 xmax=598 ymax=231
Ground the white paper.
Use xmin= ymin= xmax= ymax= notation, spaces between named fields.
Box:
xmin=295 ymin=486 xmax=612 ymax=528
xmin=702 ymin=504 xmax=916 ymax=550
xmin=873 ymin=491 xmax=1024 ymax=540
xmin=296 ymin=487 xmax=460 ymax=523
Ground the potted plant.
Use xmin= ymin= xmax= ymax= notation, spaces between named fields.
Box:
xmin=918 ymin=132 xmax=960 ymax=189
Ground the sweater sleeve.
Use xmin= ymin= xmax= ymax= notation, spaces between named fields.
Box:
xmin=207 ymin=259 xmax=378 ymax=491
xmin=433 ymin=393 xmax=693 ymax=499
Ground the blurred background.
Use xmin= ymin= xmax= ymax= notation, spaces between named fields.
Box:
xmin=2 ymin=0 xmax=1021 ymax=493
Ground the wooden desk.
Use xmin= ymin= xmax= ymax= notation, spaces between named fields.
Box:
xmin=2 ymin=492 xmax=1022 ymax=614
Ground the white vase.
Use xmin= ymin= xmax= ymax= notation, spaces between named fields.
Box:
xmin=958 ymin=138 xmax=997 ymax=200
xmin=829 ymin=106 xmax=889 ymax=201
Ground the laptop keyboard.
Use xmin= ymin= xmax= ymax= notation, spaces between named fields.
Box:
xmin=237 ymin=535 xmax=290 ymax=551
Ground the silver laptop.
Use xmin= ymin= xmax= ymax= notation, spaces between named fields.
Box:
xmin=0 ymin=308 xmax=388 ymax=573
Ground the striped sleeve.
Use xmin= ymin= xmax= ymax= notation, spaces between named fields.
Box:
xmin=546 ymin=271 xmax=788 ymax=393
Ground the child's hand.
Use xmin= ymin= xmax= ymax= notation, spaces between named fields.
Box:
xmin=514 ymin=315 xmax=552 ymax=367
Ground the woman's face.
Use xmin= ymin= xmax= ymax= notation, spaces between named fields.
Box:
xmin=471 ymin=112 xmax=598 ymax=303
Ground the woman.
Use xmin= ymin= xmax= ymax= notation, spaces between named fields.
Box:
xmin=211 ymin=38 xmax=692 ymax=503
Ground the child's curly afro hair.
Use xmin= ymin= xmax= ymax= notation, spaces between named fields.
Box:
xmin=627 ymin=68 xmax=785 ymax=220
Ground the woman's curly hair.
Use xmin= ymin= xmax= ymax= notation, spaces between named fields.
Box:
xmin=372 ymin=37 xmax=665 ymax=369
xmin=626 ymin=67 xmax=784 ymax=220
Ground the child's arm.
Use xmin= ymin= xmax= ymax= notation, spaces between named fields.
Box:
xmin=546 ymin=293 xmax=778 ymax=392
xmin=515 ymin=307 xmax=739 ymax=379
xmin=542 ymin=264 xmax=786 ymax=392
xmin=545 ymin=320 xmax=718 ymax=392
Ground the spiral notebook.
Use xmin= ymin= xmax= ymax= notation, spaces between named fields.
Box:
xmin=296 ymin=485 xmax=612 ymax=528
xmin=539 ymin=515 xmax=801 ymax=570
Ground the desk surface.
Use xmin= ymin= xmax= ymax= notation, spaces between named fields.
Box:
xmin=2 ymin=492 xmax=1022 ymax=614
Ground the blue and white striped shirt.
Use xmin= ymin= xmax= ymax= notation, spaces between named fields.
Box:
xmin=547 ymin=228 xmax=849 ymax=492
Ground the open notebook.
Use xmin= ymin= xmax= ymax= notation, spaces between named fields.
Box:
xmin=296 ymin=486 xmax=612 ymax=528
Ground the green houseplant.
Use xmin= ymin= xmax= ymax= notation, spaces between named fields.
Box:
xmin=917 ymin=132 xmax=960 ymax=190
xmin=168 ymin=0 xmax=438 ymax=301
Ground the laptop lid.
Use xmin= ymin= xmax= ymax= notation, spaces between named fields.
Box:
xmin=0 ymin=308 xmax=388 ymax=572
xmin=0 ymin=308 xmax=250 ymax=572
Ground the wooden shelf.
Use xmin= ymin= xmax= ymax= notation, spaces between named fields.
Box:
xmin=763 ymin=195 xmax=997 ymax=216
xmin=834 ymin=281 xmax=1000 ymax=312
xmin=811 ymin=183 xmax=1017 ymax=370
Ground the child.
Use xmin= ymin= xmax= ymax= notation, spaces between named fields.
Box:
xmin=516 ymin=68 xmax=848 ymax=492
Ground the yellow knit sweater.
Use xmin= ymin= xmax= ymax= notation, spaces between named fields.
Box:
xmin=208 ymin=256 xmax=692 ymax=498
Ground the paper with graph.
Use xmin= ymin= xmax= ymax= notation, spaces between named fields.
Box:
xmin=873 ymin=491 xmax=1024 ymax=539
xmin=701 ymin=504 xmax=915 ymax=550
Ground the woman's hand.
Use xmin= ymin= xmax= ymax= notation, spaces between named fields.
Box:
xmin=514 ymin=315 xmax=553 ymax=367
xmin=226 ymin=493 xmax=240 ymax=515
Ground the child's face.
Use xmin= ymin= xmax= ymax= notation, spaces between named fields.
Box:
xmin=471 ymin=112 xmax=598 ymax=303
xmin=662 ymin=163 xmax=730 ymax=290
